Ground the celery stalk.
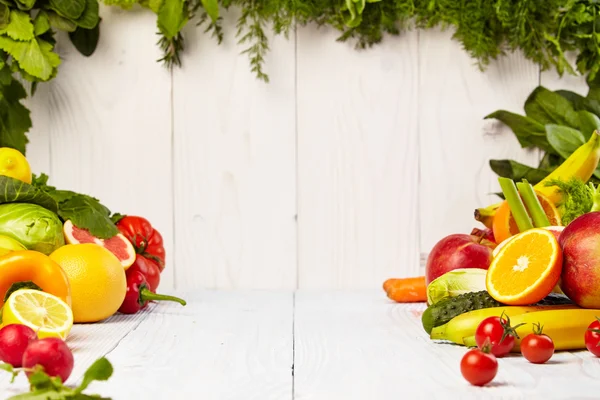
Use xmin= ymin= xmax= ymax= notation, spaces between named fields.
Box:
xmin=498 ymin=177 xmax=534 ymax=232
xmin=516 ymin=180 xmax=551 ymax=227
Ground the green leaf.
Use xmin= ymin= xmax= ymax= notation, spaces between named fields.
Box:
xmin=47 ymin=11 xmax=77 ymax=32
xmin=15 ymin=0 xmax=35 ymax=11
xmin=110 ymin=212 xmax=125 ymax=224
xmin=0 ymin=362 xmax=18 ymax=383
xmin=0 ymin=10 xmax=35 ymax=41
xmin=147 ymin=0 xmax=162 ymax=13
xmin=0 ymin=78 xmax=31 ymax=153
xmin=75 ymin=0 xmax=99 ymax=29
xmin=75 ymin=357 xmax=113 ymax=394
xmin=69 ymin=24 xmax=99 ymax=57
xmin=546 ymin=124 xmax=586 ymax=160
xmin=49 ymin=0 xmax=86 ymax=20
xmin=577 ymin=110 xmax=600 ymax=140
xmin=3 ymin=281 xmax=43 ymax=302
xmin=524 ymin=86 xmax=580 ymax=128
xmin=0 ymin=4 xmax=9 ymax=29
xmin=201 ymin=0 xmax=219 ymax=22
xmin=484 ymin=109 xmax=552 ymax=152
xmin=7 ymin=389 xmax=66 ymax=400
xmin=0 ymin=36 xmax=61 ymax=81
xmin=489 ymin=159 xmax=550 ymax=185
xmin=0 ymin=176 xmax=59 ymax=212
xmin=157 ymin=0 xmax=187 ymax=39
xmin=33 ymin=11 xmax=51 ymax=36
xmin=57 ymin=195 xmax=118 ymax=239
xmin=556 ymin=90 xmax=588 ymax=110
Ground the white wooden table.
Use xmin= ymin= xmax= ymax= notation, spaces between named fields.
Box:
xmin=1 ymin=290 xmax=600 ymax=399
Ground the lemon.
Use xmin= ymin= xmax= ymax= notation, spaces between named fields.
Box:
xmin=49 ymin=244 xmax=126 ymax=323
xmin=0 ymin=148 xmax=32 ymax=184
xmin=2 ymin=289 xmax=73 ymax=339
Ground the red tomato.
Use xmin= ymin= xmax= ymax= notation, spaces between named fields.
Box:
xmin=520 ymin=323 xmax=554 ymax=364
xmin=585 ymin=319 xmax=600 ymax=357
xmin=475 ymin=313 xmax=521 ymax=357
xmin=460 ymin=348 xmax=498 ymax=386
xmin=116 ymin=216 xmax=165 ymax=271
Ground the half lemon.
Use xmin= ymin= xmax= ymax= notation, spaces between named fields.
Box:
xmin=2 ymin=289 xmax=73 ymax=339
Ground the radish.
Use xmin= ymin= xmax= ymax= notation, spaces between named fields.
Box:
xmin=0 ymin=324 xmax=37 ymax=367
xmin=22 ymin=338 xmax=74 ymax=383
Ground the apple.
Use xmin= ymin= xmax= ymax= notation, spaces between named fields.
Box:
xmin=558 ymin=212 xmax=600 ymax=308
xmin=426 ymin=233 xmax=496 ymax=285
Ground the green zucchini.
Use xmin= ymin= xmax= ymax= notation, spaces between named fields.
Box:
xmin=421 ymin=290 xmax=572 ymax=334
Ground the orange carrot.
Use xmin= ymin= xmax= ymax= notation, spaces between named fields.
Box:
xmin=382 ymin=278 xmax=401 ymax=293
xmin=384 ymin=276 xmax=427 ymax=303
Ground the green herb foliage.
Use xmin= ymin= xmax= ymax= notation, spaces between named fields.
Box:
xmin=486 ymin=78 xmax=600 ymax=186
xmin=544 ymin=178 xmax=600 ymax=225
xmin=1 ymin=357 xmax=114 ymax=399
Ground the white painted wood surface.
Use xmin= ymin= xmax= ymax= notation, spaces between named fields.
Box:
xmin=2 ymin=290 xmax=600 ymax=399
xmin=25 ymin=6 xmax=589 ymax=290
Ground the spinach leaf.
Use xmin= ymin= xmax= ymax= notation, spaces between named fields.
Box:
xmin=546 ymin=124 xmax=586 ymax=160
xmin=484 ymin=110 xmax=552 ymax=152
xmin=489 ymin=159 xmax=551 ymax=185
xmin=524 ymin=86 xmax=580 ymax=128
xmin=577 ymin=110 xmax=600 ymax=140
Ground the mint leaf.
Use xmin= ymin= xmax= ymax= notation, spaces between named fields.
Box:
xmin=158 ymin=0 xmax=187 ymax=39
xmin=75 ymin=0 xmax=99 ymax=29
xmin=47 ymin=11 xmax=77 ymax=32
xmin=546 ymin=124 xmax=586 ymax=160
xmin=49 ymin=0 xmax=86 ymax=20
xmin=69 ymin=24 xmax=99 ymax=57
xmin=58 ymin=194 xmax=118 ymax=239
xmin=33 ymin=12 xmax=51 ymax=36
xmin=0 ymin=4 xmax=8 ymax=29
xmin=0 ymin=36 xmax=60 ymax=81
xmin=75 ymin=357 xmax=113 ymax=394
xmin=0 ymin=176 xmax=59 ymax=212
xmin=201 ymin=0 xmax=219 ymax=22
xmin=0 ymin=10 xmax=34 ymax=41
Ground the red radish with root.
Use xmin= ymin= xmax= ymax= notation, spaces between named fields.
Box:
xmin=22 ymin=338 xmax=74 ymax=383
xmin=0 ymin=324 xmax=37 ymax=367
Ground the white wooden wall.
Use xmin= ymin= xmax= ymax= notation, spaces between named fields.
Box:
xmin=25 ymin=6 xmax=586 ymax=290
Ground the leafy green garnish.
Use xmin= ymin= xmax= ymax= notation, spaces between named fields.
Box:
xmin=0 ymin=175 xmax=58 ymax=212
xmin=1 ymin=357 xmax=114 ymax=400
xmin=545 ymin=178 xmax=600 ymax=225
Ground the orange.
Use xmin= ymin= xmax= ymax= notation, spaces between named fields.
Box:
xmin=486 ymin=228 xmax=562 ymax=305
xmin=49 ymin=244 xmax=126 ymax=323
xmin=492 ymin=192 xmax=561 ymax=244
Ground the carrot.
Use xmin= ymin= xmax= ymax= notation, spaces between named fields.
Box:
xmin=384 ymin=276 xmax=427 ymax=303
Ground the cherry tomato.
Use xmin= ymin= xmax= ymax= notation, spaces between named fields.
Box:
xmin=460 ymin=348 xmax=498 ymax=386
xmin=520 ymin=323 xmax=554 ymax=364
xmin=475 ymin=313 xmax=523 ymax=357
xmin=585 ymin=318 xmax=600 ymax=357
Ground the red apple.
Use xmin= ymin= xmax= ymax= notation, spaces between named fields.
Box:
xmin=426 ymin=234 xmax=496 ymax=285
xmin=558 ymin=212 xmax=600 ymax=308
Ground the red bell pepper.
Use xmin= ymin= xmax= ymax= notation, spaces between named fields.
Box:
xmin=116 ymin=216 xmax=166 ymax=272
xmin=119 ymin=269 xmax=186 ymax=314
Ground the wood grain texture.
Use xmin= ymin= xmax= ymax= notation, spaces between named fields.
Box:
xmin=81 ymin=291 xmax=293 ymax=400
xmin=419 ymin=29 xmax=541 ymax=260
xmin=296 ymin=27 xmax=420 ymax=289
xmin=295 ymin=290 xmax=600 ymax=400
xmin=26 ymin=5 xmax=175 ymax=289
xmin=172 ymin=11 xmax=296 ymax=289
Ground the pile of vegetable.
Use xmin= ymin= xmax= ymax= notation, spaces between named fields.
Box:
xmin=0 ymin=147 xmax=185 ymax=397
xmin=384 ymin=120 xmax=600 ymax=386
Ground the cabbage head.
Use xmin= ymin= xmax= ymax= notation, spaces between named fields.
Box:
xmin=0 ymin=203 xmax=64 ymax=255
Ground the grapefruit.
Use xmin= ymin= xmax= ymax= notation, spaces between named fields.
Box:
xmin=63 ymin=220 xmax=135 ymax=269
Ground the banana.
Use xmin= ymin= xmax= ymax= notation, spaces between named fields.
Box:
xmin=475 ymin=130 xmax=600 ymax=227
xmin=463 ymin=308 xmax=600 ymax=352
xmin=430 ymin=304 xmax=579 ymax=345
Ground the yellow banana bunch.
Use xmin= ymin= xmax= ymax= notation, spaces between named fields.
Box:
xmin=475 ymin=130 xmax=600 ymax=229
xmin=429 ymin=304 xmax=578 ymax=345
xmin=462 ymin=308 xmax=600 ymax=352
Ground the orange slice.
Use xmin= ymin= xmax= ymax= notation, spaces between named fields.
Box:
xmin=492 ymin=192 xmax=561 ymax=244
xmin=486 ymin=228 xmax=562 ymax=305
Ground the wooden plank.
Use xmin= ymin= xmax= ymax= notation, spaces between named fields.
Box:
xmin=26 ymin=5 xmax=175 ymax=289
xmin=296 ymin=27 xmax=420 ymax=288
xmin=540 ymin=66 xmax=588 ymax=94
xmin=419 ymin=29 xmax=541 ymax=266
xmin=294 ymin=290 xmax=600 ymax=399
xmin=172 ymin=11 xmax=296 ymax=289
xmin=0 ymin=311 xmax=149 ymax=396
xmin=81 ymin=291 xmax=293 ymax=399
xmin=24 ymin=85 xmax=52 ymax=176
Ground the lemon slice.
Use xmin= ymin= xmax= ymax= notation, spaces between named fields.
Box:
xmin=2 ymin=289 xmax=74 ymax=340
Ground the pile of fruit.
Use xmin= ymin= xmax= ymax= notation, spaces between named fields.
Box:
xmin=0 ymin=148 xmax=186 ymax=398
xmin=384 ymin=130 xmax=600 ymax=386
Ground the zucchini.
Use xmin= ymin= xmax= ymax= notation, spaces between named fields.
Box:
xmin=421 ymin=290 xmax=572 ymax=334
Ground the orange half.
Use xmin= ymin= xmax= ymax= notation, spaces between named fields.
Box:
xmin=492 ymin=192 xmax=561 ymax=244
xmin=486 ymin=228 xmax=562 ymax=305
